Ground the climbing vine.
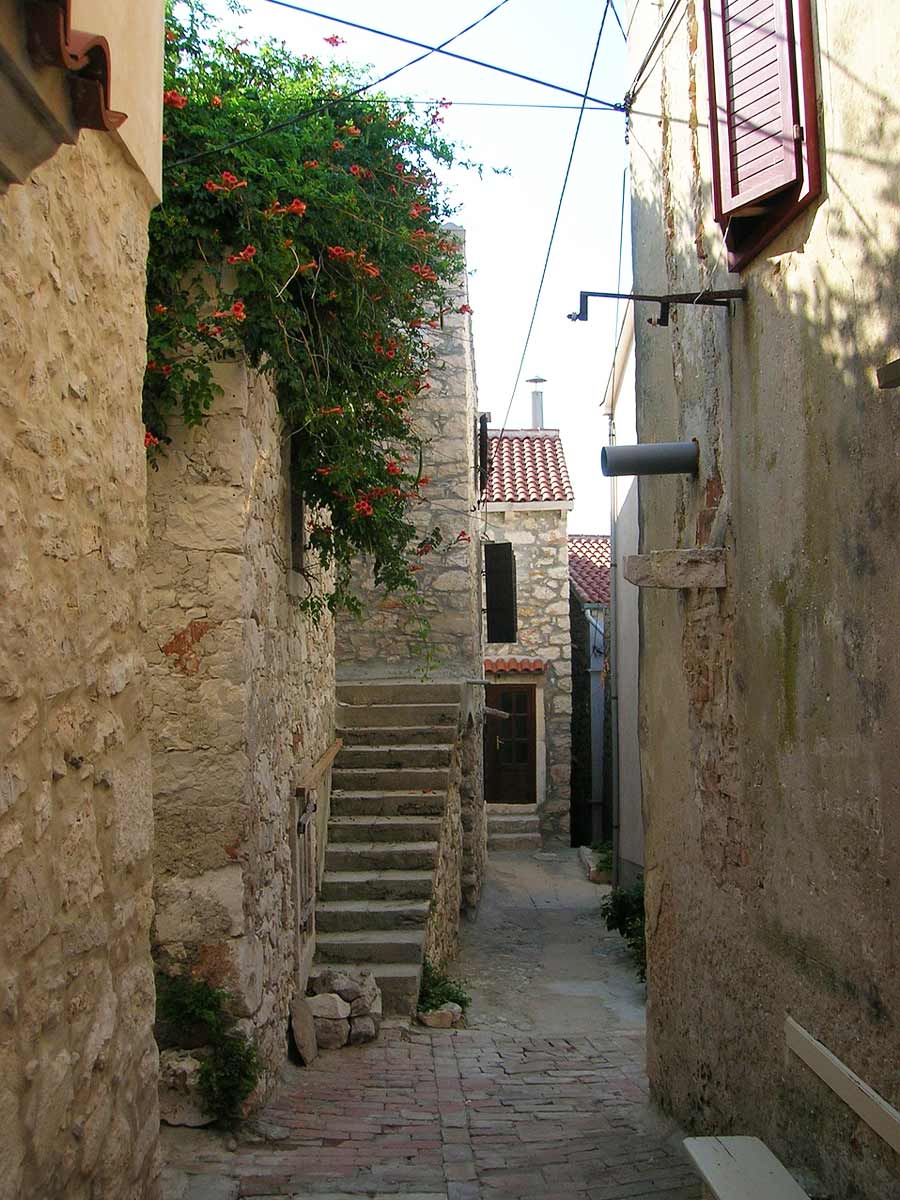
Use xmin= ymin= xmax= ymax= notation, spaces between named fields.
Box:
xmin=147 ymin=1 xmax=469 ymax=612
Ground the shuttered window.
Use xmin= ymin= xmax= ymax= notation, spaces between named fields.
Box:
xmin=484 ymin=542 xmax=518 ymax=644
xmin=704 ymin=0 xmax=821 ymax=270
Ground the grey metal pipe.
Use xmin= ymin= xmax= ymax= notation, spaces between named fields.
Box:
xmin=601 ymin=440 xmax=698 ymax=477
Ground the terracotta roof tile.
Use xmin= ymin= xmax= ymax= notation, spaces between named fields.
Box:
xmin=484 ymin=657 xmax=546 ymax=675
xmin=484 ymin=429 xmax=574 ymax=504
xmin=568 ymin=534 xmax=611 ymax=604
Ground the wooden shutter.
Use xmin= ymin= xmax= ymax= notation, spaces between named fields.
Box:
xmin=705 ymin=0 xmax=801 ymax=217
xmin=485 ymin=542 xmax=517 ymax=644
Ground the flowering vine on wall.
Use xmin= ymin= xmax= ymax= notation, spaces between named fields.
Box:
xmin=147 ymin=1 xmax=470 ymax=614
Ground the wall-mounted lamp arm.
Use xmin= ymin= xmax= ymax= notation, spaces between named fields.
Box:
xmin=567 ymin=288 xmax=746 ymax=324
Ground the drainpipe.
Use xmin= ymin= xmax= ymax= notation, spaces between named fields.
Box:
xmin=608 ymin=413 xmax=622 ymax=889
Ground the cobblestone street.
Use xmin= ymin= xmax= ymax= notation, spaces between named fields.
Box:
xmin=162 ymin=850 xmax=701 ymax=1200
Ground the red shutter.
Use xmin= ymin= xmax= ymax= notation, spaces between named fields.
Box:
xmin=705 ymin=0 xmax=801 ymax=217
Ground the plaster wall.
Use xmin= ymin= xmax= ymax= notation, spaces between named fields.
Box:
xmin=72 ymin=0 xmax=165 ymax=200
xmin=146 ymin=363 xmax=335 ymax=1092
xmin=627 ymin=0 xmax=900 ymax=1194
xmin=0 ymin=134 xmax=159 ymax=1199
xmin=484 ymin=506 xmax=572 ymax=835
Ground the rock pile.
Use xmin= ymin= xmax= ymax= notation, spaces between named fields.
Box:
xmin=306 ymin=969 xmax=383 ymax=1050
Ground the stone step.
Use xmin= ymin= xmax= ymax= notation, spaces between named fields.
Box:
xmin=337 ymin=703 xmax=458 ymax=729
xmin=341 ymin=725 xmax=457 ymax=748
xmin=487 ymin=812 xmax=541 ymax=835
xmin=316 ymin=928 xmax=425 ymax=965
xmin=320 ymin=869 xmax=434 ymax=902
xmin=488 ymin=832 xmax=542 ymax=851
xmin=316 ymin=899 xmax=430 ymax=933
xmin=338 ymin=745 xmax=453 ymax=769
xmin=328 ymin=815 xmax=443 ymax=844
xmin=331 ymin=790 xmax=447 ymax=818
xmin=332 ymin=766 xmax=449 ymax=792
xmin=324 ymin=841 xmax=439 ymax=872
xmin=308 ymin=961 xmax=421 ymax=1017
xmin=337 ymin=682 xmax=461 ymax=705
xmin=488 ymin=803 xmax=539 ymax=815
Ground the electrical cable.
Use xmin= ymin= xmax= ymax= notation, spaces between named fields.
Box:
xmin=609 ymin=0 xmax=627 ymax=40
xmin=256 ymin=0 xmax=623 ymax=110
xmin=483 ymin=0 xmax=614 ymax=503
xmin=172 ymin=0 xmax=515 ymax=166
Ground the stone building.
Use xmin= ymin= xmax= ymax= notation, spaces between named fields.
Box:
xmin=0 ymin=3 xmax=165 ymax=1198
xmin=482 ymin=422 xmax=574 ymax=837
xmin=145 ymin=362 xmax=336 ymax=1091
xmin=625 ymin=0 xmax=900 ymax=1193
xmin=330 ymin=233 xmax=487 ymax=1006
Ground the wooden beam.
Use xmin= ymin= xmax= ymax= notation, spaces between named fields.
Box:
xmin=295 ymin=737 xmax=342 ymax=792
xmin=623 ymin=548 xmax=726 ymax=589
xmin=876 ymin=358 xmax=900 ymax=389
xmin=683 ymin=1137 xmax=809 ymax=1200
xmin=785 ymin=1016 xmax=900 ymax=1154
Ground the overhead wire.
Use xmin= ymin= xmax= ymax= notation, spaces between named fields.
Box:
xmin=257 ymin=0 xmax=624 ymax=110
xmin=626 ymin=0 xmax=684 ymax=105
xmin=172 ymin=0 xmax=515 ymax=165
xmin=482 ymin=0 xmax=616 ymax=509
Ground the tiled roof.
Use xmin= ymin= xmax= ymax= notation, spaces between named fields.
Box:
xmin=484 ymin=429 xmax=574 ymax=505
xmin=568 ymin=535 xmax=611 ymax=604
xmin=484 ymin=657 xmax=546 ymax=675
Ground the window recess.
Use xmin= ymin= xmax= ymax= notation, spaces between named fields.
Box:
xmin=704 ymin=0 xmax=821 ymax=270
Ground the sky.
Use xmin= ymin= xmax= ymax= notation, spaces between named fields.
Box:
xmin=203 ymin=0 xmax=633 ymax=533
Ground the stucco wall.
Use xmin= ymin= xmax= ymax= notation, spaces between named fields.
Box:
xmin=484 ymin=507 xmax=572 ymax=835
xmin=628 ymin=0 xmax=900 ymax=1194
xmin=0 ymin=134 xmax=159 ymax=1200
xmin=146 ymin=362 xmax=335 ymax=1091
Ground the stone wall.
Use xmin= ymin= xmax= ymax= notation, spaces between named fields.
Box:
xmin=335 ymin=230 xmax=482 ymax=685
xmin=146 ymin=362 xmax=335 ymax=1092
xmin=484 ymin=507 xmax=572 ymax=835
xmin=0 ymin=135 xmax=159 ymax=1200
xmin=424 ymin=734 xmax=463 ymax=969
xmin=628 ymin=0 xmax=900 ymax=1194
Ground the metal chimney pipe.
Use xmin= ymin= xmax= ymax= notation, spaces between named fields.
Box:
xmin=527 ymin=375 xmax=546 ymax=429
xmin=601 ymin=440 xmax=699 ymax=477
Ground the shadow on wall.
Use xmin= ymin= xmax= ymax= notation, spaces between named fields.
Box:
xmin=629 ymin=53 xmax=900 ymax=1200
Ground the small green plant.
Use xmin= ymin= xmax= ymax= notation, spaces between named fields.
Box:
xmin=155 ymin=970 xmax=260 ymax=1124
xmin=591 ymin=840 xmax=613 ymax=873
xmin=599 ymin=877 xmax=646 ymax=982
xmin=418 ymin=958 xmax=471 ymax=1012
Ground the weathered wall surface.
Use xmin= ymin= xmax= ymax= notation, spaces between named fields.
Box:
xmin=0 ymin=134 xmax=159 ymax=1200
xmin=628 ymin=1 xmax=900 ymax=1194
xmin=484 ymin=507 xmax=572 ymax=835
xmin=146 ymin=363 xmax=335 ymax=1090
xmin=335 ymin=231 xmax=482 ymax=685
xmin=424 ymin=734 xmax=463 ymax=968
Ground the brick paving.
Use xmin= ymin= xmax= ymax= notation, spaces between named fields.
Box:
xmin=162 ymin=850 xmax=702 ymax=1200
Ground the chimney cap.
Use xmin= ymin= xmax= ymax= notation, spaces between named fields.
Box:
xmin=526 ymin=375 xmax=547 ymax=384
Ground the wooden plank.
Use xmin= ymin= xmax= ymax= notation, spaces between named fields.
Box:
xmin=876 ymin=358 xmax=900 ymax=389
xmin=684 ymin=1137 xmax=809 ymax=1200
xmin=623 ymin=549 xmax=726 ymax=590
xmin=785 ymin=1016 xmax=900 ymax=1154
xmin=296 ymin=737 xmax=342 ymax=792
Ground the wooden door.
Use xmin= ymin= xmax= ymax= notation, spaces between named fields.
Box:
xmin=485 ymin=684 xmax=536 ymax=805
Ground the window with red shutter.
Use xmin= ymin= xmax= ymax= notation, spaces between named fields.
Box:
xmin=704 ymin=0 xmax=821 ymax=270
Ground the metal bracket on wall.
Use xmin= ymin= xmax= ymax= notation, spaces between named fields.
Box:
xmin=567 ymin=288 xmax=746 ymax=326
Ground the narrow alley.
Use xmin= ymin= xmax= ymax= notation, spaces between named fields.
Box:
xmin=161 ymin=850 xmax=700 ymax=1200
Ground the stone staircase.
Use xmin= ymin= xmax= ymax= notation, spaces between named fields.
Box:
xmin=487 ymin=803 xmax=542 ymax=851
xmin=312 ymin=682 xmax=460 ymax=1016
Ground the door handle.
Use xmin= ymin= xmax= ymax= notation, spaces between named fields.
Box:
xmin=495 ymin=736 xmax=502 ymax=751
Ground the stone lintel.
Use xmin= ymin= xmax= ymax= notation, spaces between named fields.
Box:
xmin=623 ymin=548 xmax=726 ymax=590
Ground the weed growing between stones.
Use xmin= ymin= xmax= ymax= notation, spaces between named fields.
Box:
xmin=155 ymin=971 xmax=260 ymax=1124
xmin=418 ymin=958 xmax=472 ymax=1012
xmin=600 ymin=877 xmax=646 ymax=982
